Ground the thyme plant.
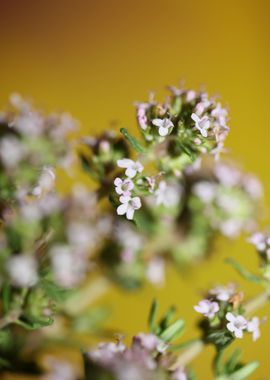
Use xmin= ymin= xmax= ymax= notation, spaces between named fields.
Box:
xmin=0 ymin=85 xmax=267 ymax=379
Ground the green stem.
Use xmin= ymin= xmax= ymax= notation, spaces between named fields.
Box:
xmin=213 ymin=347 xmax=226 ymax=376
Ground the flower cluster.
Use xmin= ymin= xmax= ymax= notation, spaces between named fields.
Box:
xmin=190 ymin=162 xmax=262 ymax=238
xmin=115 ymin=159 xmax=143 ymax=220
xmin=85 ymin=334 xmax=188 ymax=380
xmin=136 ymin=86 xmax=229 ymax=163
xmin=194 ymin=284 xmax=262 ymax=342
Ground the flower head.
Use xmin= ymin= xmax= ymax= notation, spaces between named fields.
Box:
xmin=152 ymin=118 xmax=174 ymax=137
xmin=194 ymin=299 xmax=219 ymax=318
xmin=226 ymin=312 xmax=247 ymax=338
xmin=117 ymin=159 xmax=144 ymax=178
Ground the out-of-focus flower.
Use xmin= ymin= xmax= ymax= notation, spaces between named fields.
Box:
xmin=209 ymin=284 xmax=236 ymax=302
xmin=146 ymin=258 xmax=165 ymax=285
xmin=194 ymin=299 xmax=219 ymax=318
xmin=155 ymin=181 xmax=182 ymax=207
xmin=32 ymin=167 xmax=56 ymax=197
xmin=247 ymin=316 xmax=261 ymax=341
xmin=117 ymin=159 xmax=144 ymax=178
xmin=7 ymin=255 xmax=38 ymax=288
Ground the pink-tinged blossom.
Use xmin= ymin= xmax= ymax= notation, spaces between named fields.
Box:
xmin=248 ymin=232 xmax=267 ymax=251
xmin=209 ymin=284 xmax=236 ymax=302
xmin=152 ymin=118 xmax=174 ymax=137
xmin=117 ymin=195 xmax=142 ymax=220
xmin=194 ymin=299 xmax=219 ymax=318
xmin=192 ymin=181 xmax=216 ymax=203
xmin=243 ymin=175 xmax=263 ymax=200
xmin=214 ymin=163 xmax=241 ymax=187
xmin=114 ymin=177 xmax=134 ymax=196
xmin=132 ymin=333 xmax=166 ymax=353
xmin=247 ymin=317 xmax=261 ymax=341
xmin=117 ymin=159 xmax=144 ymax=178
xmin=211 ymin=103 xmax=228 ymax=126
xmin=155 ymin=181 xmax=182 ymax=207
xmin=136 ymin=103 xmax=148 ymax=130
xmin=226 ymin=312 xmax=247 ymax=338
xmin=172 ymin=368 xmax=188 ymax=380
xmin=191 ymin=113 xmax=210 ymax=138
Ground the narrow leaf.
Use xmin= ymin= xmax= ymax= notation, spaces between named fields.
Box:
xmin=225 ymin=258 xmax=264 ymax=285
xmin=148 ymin=299 xmax=158 ymax=333
xmin=160 ymin=319 xmax=185 ymax=342
xmin=120 ymin=128 xmax=146 ymax=153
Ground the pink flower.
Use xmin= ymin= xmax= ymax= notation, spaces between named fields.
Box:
xmin=194 ymin=299 xmax=219 ymax=318
xmin=117 ymin=159 xmax=144 ymax=178
xmin=114 ymin=177 xmax=134 ymax=196
xmin=117 ymin=195 xmax=142 ymax=220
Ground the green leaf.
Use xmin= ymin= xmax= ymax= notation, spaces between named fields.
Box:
xmin=159 ymin=319 xmax=185 ymax=343
xmin=120 ymin=128 xmax=146 ymax=153
xmin=2 ymin=284 xmax=11 ymax=313
xmin=148 ymin=299 xmax=158 ymax=333
xmin=229 ymin=361 xmax=259 ymax=380
xmin=216 ymin=361 xmax=259 ymax=380
xmin=79 ymin=153 xmax=99 ymax=180
xmin=225 ymin=258 xmax=265 ymax=285
xmin=225 ymin=349 xmax=242 ymax=373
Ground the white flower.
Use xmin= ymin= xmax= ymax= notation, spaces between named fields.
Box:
xmin=226 ymin=312 xmax=247 ymax=338
xmin=33 ymin=166 xmax=56 ymax=197
xmin=152 ymin=118 xmax=174 ymax=137
xmin=192 ymin=181 xmax=216 ymax=203
xmin=50 ymin=245 xmax=87 ymax=288
xmin=155 ymin=180 xmax=182 ymax=207
xmin=7 ymin=255 xmax=38 ymax=287
xmin=243 ymin=175 xmax=263 ymax=200
xmin=117 ymin=159 xmax=144 ymax=178
xmin=114 ymin=177 xmax=134 ymax=196
xmin=247 ymin=317 xmax=260 ymax=341
xmin=209 ymin=284 xmax=236 ymax=302
xmin=248 ymin=232 xmax=267 ymax=251
xmin=0 ymin=136 xmax=25 ymax=168
xmin=117 ymin=195 xmax=142 ymax=220
xmin=191 ymin=113 xmax=210 ymax=138
xmin=219 ymin=219 xmax=243 ymax=238
xmin=194 ymin=299 xmax=219 ymax=318
xmin=146 ymin=258 xmax=165 ymax=285
xmin=214 ymin=163 xmax=241 ymax=187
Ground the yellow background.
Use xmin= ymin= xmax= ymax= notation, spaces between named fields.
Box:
xmin=1 ymin=0 xmax=270 ymax=378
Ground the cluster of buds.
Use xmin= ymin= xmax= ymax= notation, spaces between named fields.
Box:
xmin=194 ymin=284 xmax=262 ymax=344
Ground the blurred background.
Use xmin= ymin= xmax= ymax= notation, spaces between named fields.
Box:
xmin=0 ymin=0 xmax=270 ymax=378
